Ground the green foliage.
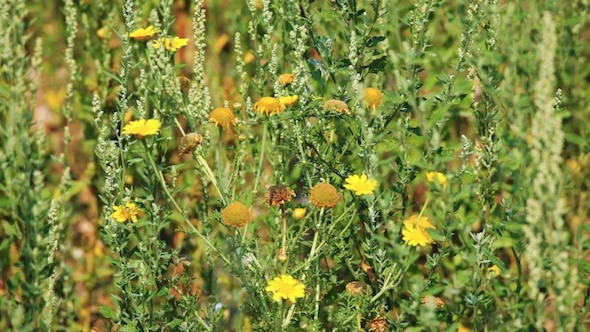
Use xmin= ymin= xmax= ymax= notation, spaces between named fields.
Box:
xmin=1 ymin=0 xmax=589 ymax=331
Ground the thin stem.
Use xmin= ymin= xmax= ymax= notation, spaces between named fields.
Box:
xmin=253 ymin=121 xmax=267 ymax=194
xmin=142 ymin=140 xmax=232 ymax=267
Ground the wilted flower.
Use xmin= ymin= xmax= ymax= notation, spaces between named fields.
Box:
xmin=178 ymin=76 xmax=191 ymax=94
xmin=366 ymin=317 xmax=388 ymax=332
xmin=178 ymin=133 xmax=203 ymax=155
xmin=265 ymin=275 xmax=305 ymax=303
xmin=421 ymin=295 xmax=445 ymax=308
xmin=345 ymin=281 xmax=366 ymax=295
xmin=264 ymin=185 xmax=295 ymax=206
xmin=323 ymin=99 xmax=350 ymax=114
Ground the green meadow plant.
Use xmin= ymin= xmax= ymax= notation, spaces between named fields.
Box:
xmin=1 ymin=0 xmax=589 ymax=331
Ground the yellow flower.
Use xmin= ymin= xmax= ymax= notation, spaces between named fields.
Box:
xmin=110 ymin=202 xmax=141 ymax=223
xmin=279 ymin=95 xmax=298 ymax=108
xmin=153 ymin=36 xmax=189 ymax=52
xmin=364 ymin=87 xmax=383 ymax=110
xmin=402 ymin=224 xmax=434 ymax=246
xmin=129 ymin=25 xmax=157 ymax=42
xmin=426 ymin=171 xmax=447 ymax=186
xmin=221 ymin=202 xmax=252 ymax=227
xmin=488 ymin=265 xmax=501 ymax=278
xmin=265 ymin=274 xmax=305 ymax=303
xmin=278 ymin=73 xmax=294 ymax=86
xmin=254 ymin=96 xmax=284 ymax=115
xmin=323 ymin=99 xmax=350 ymax=115
xmin=244 ymin=51 xmax=256 ymax=64
xmin=343 ymin=174 xmax=378 ymax=196
xmin=97 ymin=27 xmax=106 ymax=39
xmin=402 ymin=214 xmax=435 ymax=247
xmin=122 ymin=119 xmax=162 ymax=138
xmin=308 ymin=182 xmax=341 ymax=209
xmin=458 ymin=323 xmax=472 ymax=332
xmin=403 ymin=214 xmax=435 ymax=230
xmin=210 ymin=107 xmax=236 ymax=129
xmin=292 ymin=207 xmax=307 ymax=220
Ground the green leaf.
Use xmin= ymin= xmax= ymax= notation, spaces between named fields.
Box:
xmin=492 ymin=236 xmax=515 ymax=249
xmin=366 ymin=36 xmax=386 ymax=48
xmin=98 ymin=306 xmax=117 ymax=319
xmin=365 ymin=56 xmax=388 ymax=74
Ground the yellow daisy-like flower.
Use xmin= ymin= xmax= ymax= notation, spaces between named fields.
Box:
xmin=121 ymin=119 xmax=162 ymax=139
xmin=402 ymin=214 xmax=435 ymax=247
xmin=279 ymin=95 xmax=298 ymax=108
xmin=265 ymin=274 xmax=305 ymax=303
xmin=129 ymin=25 xmax=157 ymax=42
xmin=402 ymin=224 xmax=434 ymax=246
xmin=153 ymin=36 xmax=189 ymax=52
xmin=343 ymin=174 xmax=378 ymax=196
xmin=364 ymin=87 xmax=383 ymax=110
xmin=323 ymin=99 xmax=350 ymax=115
xmin=254 ymin=96 xmax=284 ymax=115
xmin=110 ymin=202 xmax=141 ymax=223
xmin=210 ymin=107 xmax=236 ymax=129
xmin=403 ymin=214 xmax=435 ymax=230
xmin=278 ymin=73 xmax=294 ymax=86
xmin=426 ymin=171 xmax=448 ymax=186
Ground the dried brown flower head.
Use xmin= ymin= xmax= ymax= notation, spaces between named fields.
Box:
xmin=178 ymin=76 xmax=191 ymax=94
xmin=264 ymin=185 xmax=295 ymax=206
xmin=322 ymin=99 xmax=350 ymax=114
xmin=178 ymin=133 xmax=203 ymax=155
xmin=221 ymin=202 xmax=252 ymax=227
xmin=366 ymin=317 xmax=388 ymax=332
xmin=345 ymin=281 xmax=366 ymax=295
xmin=308 ymin=182 xmax=341 ymax=209
xmin=421 ymin=295 xmax=445 ymax=309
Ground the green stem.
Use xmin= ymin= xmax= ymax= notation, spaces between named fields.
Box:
xmin=253 ymin=121 xmax=267 ymax=194
xmin=142 ymin=140 xmax=231 ymax=266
